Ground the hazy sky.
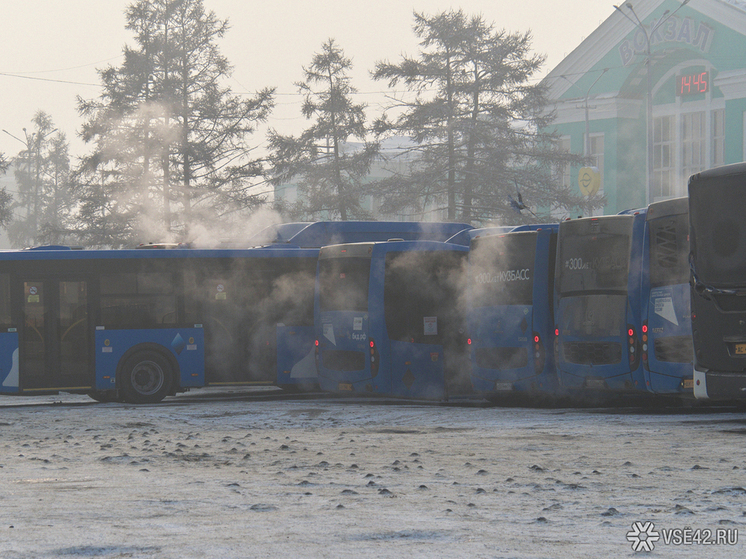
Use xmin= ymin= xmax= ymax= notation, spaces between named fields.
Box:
xmin=0 ymin=0 xmax=614 ymax=158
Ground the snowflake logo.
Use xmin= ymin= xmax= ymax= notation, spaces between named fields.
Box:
xmin=627 ymin=521 xmax=660 ymax=552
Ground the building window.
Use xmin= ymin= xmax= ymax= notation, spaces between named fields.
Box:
xmin=712 ymin=109 xmax=724 ymax=167
xmin=682 ymin=111 xmax=707 ymax=180
xmin=653 ymin=115 xmax=675 ymax=200
xmin=589 ymin=134 xmax=604 ymax=193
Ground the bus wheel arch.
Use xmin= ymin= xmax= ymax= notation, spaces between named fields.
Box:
xmin=117 ymin=343 xmax=179 ymax=404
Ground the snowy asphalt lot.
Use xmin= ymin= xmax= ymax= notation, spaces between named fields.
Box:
xmin=1 ymin=388 xmax=745 ymax=558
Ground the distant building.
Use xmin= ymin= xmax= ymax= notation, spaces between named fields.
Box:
xmin=544 ymin=0 xmax=746 ymax=214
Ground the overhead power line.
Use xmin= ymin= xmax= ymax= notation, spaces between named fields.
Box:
xmin=0 ymin=72 xmax=99 ymax=87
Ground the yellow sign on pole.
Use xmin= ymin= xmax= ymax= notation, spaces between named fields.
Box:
xmin=578 ymin=166 xmax=601 ymax=196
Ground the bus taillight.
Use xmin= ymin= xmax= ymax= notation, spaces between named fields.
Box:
xmin=554 ymin=326 xmax=560 ymax=366
xmin=641 ymin=320 xmax=649 ymax=370
xmin=533 ymin=331 xmax=546 ymax=373
xmin=369 ymin=338 xmax=379 ymax=377
xmin=627 ymin=324 xmax=641 ymax=370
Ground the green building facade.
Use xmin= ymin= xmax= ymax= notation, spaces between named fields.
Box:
xmin=545 ymin=0 xmax=746 ymax=214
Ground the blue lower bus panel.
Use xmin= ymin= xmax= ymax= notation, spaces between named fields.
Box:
xmin=389 ymin=341 xmax=446 ymax=400
xmin=0 ymin=331 xmax=20 ymax=393
xmin=470 ymin=306 xmax=556 ymax=394
xmin=276 ymin=324 xmax=317 ymax=387
xmin=94 ymin=328 xmax=205 ymax=390
xmin=643 ymin=284 xmax=694 ymax=394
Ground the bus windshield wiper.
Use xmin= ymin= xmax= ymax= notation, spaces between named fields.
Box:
xmin=690 ymin=261 xmax=746 ymax=299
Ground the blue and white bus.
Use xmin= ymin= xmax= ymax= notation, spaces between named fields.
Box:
xmin=554 ymin=212 xmax=647 ymax=393
xmin=0 ymin=221 xmax=478 ymax=404
xmin=688 ymin=163 xmax=746 ymax=400
xmin=0 ymin=246 xmax=320 ymax=403
xmin=314 ymin=240 xmax=470 ymax=400
xmin=641 ymin=197 xmax=694 ymax=395
xmin=256 ymin=220 xmax=474 ymax=390
xmin=467 ymin=225 xmax=559 ymax=398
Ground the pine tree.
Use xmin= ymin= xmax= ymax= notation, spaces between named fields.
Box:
xmin=0 ymin=153 xmax=11 ymax=230
xmin=36 ymin=132 xmax=74 ymax=245
xmin=76 ymin=0 xmax=274 ymax=245
xmin=372 ymin=10 xmax=591 ymax=225
xmin=268 ymin=39 xmax=379 ymax=221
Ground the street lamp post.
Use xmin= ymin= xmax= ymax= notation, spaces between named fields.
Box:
xmin=2 ymin=128 xmax=33 ymax=222
xmin=613 ymin=0 xmax=690 ymax=206
xmin=3 ymin=126 xmax=57 ymax=244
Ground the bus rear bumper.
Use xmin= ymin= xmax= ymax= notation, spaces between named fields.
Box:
xmin=558 ymin=369 xmax=638 ymax=392
xmin=693 ymin=367 xmax=708 ymax=399
xmin=694 ymin=367 xmax=746 ymax=400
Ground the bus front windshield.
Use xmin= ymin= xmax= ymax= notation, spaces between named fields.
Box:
xmin=690 ymin=175 xmax=746 ymax=286
xmin=318 ymin=257 xmax=371 ymax=312
xmin=559 ymin=220 xmax=632 ymax=295
xmin=469 ymin=233 xmax=536 ymax=307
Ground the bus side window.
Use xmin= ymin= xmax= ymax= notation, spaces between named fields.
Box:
xmin=100 ymin=272 xmax=176 ymax=328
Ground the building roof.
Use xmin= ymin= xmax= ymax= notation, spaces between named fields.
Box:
xmin=544 ymin=0 xmax=746 ymax=101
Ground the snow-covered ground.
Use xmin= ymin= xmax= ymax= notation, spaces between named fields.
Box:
xmin=1 ymin=390 xmax=745 ymax=558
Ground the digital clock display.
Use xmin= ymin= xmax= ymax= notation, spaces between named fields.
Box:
xmin=677 ymin=71 xmax=709 ymax=96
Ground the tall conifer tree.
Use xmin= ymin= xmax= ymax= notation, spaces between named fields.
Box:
xmin=76 ymin=0 xmax=274 ymax=245
xmin=268 ymin=39 xmax=379 ymax=221
xmin=373 ymin=10 xmax=591 ymax=224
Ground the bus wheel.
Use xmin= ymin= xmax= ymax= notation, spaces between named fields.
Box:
xmin=120 ymin=351 xmax=173 ymax=404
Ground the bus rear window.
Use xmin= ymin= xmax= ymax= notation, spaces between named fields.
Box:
xmin=469 ymin=233 xmax=536 ymax=307
xmin=559 ymin=229 xmax=630 ymax=294
xmin=384 ymin=250 xmax=465 ymax=343
xmin=318 ymin=257 xmax=371 ymax=312
xmin=648 ymin=213 xmax=689 ymax=287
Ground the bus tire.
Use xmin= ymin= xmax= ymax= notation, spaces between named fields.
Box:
xmin=119 ymin=350 xmax=173 ymax=404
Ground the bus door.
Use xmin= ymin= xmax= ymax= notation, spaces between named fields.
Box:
xmin=19 ymin=278 xmax=91 ymax=391
xmin=198 ymin=274 xmax=248 ymax=384
xmin=0 ymin=273 xmax=18 ymax=393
